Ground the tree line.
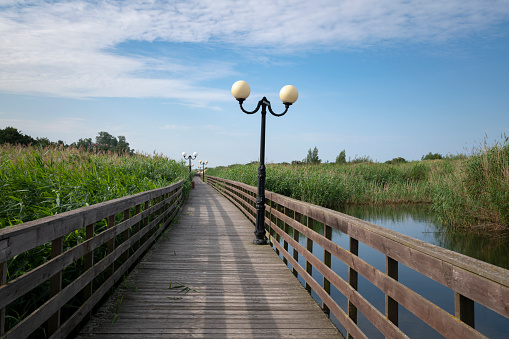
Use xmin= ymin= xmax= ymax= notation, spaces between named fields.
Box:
xmin=0 ymin=126 xmax=132 ymax=154
xmin=294 ymin=146 xmax=464 ymax=165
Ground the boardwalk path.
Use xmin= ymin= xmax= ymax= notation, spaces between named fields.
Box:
xmin=78 ymin=178 xmax=341 ymax=338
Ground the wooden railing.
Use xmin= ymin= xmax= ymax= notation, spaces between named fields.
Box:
xmin=206 ymin=175 xmax=509 ymax=339
xmin=0 ymin=180 xmax=185 ymax=339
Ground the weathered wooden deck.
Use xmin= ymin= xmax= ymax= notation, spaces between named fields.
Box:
xmin=77 ymin=178 xmax=340 ymax=338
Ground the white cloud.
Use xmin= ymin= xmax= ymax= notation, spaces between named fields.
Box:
xmin=0 ymin=0 xmax=508 ymax=99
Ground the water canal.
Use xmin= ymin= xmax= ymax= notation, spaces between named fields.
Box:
xmin=278 ymin=204 xmax=509 ymax=338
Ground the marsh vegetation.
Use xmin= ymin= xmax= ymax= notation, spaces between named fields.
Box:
xmin=207 ymin=137 xmax=509 ymax=234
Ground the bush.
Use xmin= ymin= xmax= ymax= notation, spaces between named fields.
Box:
xmin=385 ymin=157 xmax=407 ymax=165
xmin=421 ymin=152 xmax=443 ymax=160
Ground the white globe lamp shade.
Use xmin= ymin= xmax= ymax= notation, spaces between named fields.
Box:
xmin=232 ymin=80 xmax=251 ymax=100
xmin=193 ymin=152 xmax=198 ymax=157
xmin=279 ymin=85 xmax=298 ymax=104
xmin=182 ymin=152 xmax=187 ymax=157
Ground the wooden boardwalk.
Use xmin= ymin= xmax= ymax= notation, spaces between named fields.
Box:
xmin=77 ymin=178 xmax=341 ymax=338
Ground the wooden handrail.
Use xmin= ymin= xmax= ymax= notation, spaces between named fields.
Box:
xmin=206 ymin=175 xmax=509 ymax=339
xmin=0 ymin=180 xmax=185 ymax=338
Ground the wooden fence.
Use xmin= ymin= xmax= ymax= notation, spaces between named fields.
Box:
xmin=0 ymin=180 xmax=185 ymax=339
xmin=206 ymin=175 xmax=509 ymax=339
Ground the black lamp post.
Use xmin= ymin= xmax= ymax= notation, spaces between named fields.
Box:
xmin=199 ymin=160 xmax=208 ymax=181
xmin=231 ymin=80 xmax=298 ymax=245
xmin=182 ymin=151 xmax=197 ymax=173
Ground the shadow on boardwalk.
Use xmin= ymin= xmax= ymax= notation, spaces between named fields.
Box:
xmin=77 ymin=178 xmax=340 ymax=338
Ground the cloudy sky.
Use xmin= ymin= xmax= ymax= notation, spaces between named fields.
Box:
xmin=1 ymin=0 xmax=509 ymax=166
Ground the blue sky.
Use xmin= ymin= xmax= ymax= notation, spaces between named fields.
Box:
xmin=1 ymin=0 xmax=509 ymax=166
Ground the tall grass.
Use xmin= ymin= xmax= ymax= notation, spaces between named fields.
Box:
xmin=0 ymin=144 xmax=191 ymax=335
xmin=431 ymin=137 xmax=509 ymax=231
xmin=208 ymin=139 xmax=509 ymax=232
xmin=0 ymin=144 xmax=190 ymax=228
xmin=207 ymin=160 xmax=443 ymax=208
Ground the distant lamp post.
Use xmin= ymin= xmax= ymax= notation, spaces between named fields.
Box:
xmin=182 ymin=151 xmax=198 ymax=173
xmin=232 ymin=80 xmax=298 ymax=245
xmin=199 ymin=160 xmax=208 ymax=181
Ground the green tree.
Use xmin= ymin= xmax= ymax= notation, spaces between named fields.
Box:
xmin=116 ymin=135 xmax=131 ymax=153
xmin=95 ymin=131 xmax=117 ymax=146
xmin=0 ymin=126 xmax=35 ymax=145
xmin=335 ymin=150 xmax=346 ymax=164
xmin=75 ymin=137 xmax=92 ymax=149
xmin=35 ymin=137 xmax=52 ymax=147
xmin=421 ymin=152 xmax=443 ymax=160
xmin=304 ymin=146 xmax=321 ymax=164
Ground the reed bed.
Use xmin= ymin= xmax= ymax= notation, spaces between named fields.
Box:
xmin=208 ymin=161 xmax=440 ymax=208
xmin=0 ymin=144 xmax=191 ymax=228
xmin=208 ymin=139 xmax=509 ymax=232
xmin=431 ymin=137 xmax=509 ymax=232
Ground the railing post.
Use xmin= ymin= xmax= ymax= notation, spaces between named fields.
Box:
xmin=455 ymin=292 xmax=475 ymax=328
xmin=82 ymin=224 xmax=95 ymax=306
xmin=48 ymin=236 xmax=63 ymax=335
xmin=323 ymin=224 xmax=332 ymax=317
xmin=134 ymin=204 xmax=141 ymax=251
xmin=305 ymin=216 xmax=314 ymax=294
xmin=347 ymin=237 xmax=359 ymax=339
xmin=122 ymin=209 xmax=130 ymax=262
xmin=0 ymin=261 xmax=6 ymax=336
xmin=386 ymin=255 xmax=399 ymax=330
xmin=292 ymin=210 xmax=300 ymax=278
xmin=274 ymin=203 xmax=281 ymax=257
xmin=283 ymin=206 xmax=290 ymax=266
xmin=106 ymin=215 xmax=115 ymax=277
xmin=267 ymin=193 xmax=273 ymax=247
xmin=142 ymin=201 xmax=149 ymax=244
xmin=151 ymin=197 xmax=158 ymax=237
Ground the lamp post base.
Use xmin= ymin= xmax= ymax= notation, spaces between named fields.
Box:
xmin=252 ymin=237 xmax=268 ymax=245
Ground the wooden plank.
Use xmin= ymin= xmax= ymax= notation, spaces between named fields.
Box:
xmin=210 ymin=177 xmax=499 ymax=339
xmin=270 ymin=187 xmax=509 ymax=289
xmin=10 ymin=193 xmax=183 ymax=339
xmin=269 ymin=205 xmax=486 ymax=338
xmin=1 ymin=185 xmax=182 ymax=338
xmin=0 ymin=261 xmax=6 ymax=336
xmin=121 ymin=209 xmax=130 ymax=263
xmin=324 ymin=224 xmax=332 ymax=316
xmin=50 ymin=202 xmax=182 ymax=339
xmin=293 ymin=211 xmax=300 ymax=278
xmin=258 ymin=184 xmax=509 ymax=321
xmin=347 ymin=237 xmax=359 ymax=339
xmin=270 ymin=219 xmax=408 ymax=339
xmin=106 ymin=214 xmax=115 ymax=278
xmin=78 ymin=179 xmax=340 ymax=339
xmin=271 ymin=234 xmax=367 ymax=339
xmin=306 ymin=216 xmax=314 ymax=294
xmin=48 ymin=236 xmax=63 ymax=335
xmin=386 ymin=256 xmax=399 ymax=328
xmin=0 ymin=202 xmax=170 ymax=310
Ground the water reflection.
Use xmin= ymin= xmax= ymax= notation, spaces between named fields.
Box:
xmin=340 ymin=204 xmax=509 ymax=269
